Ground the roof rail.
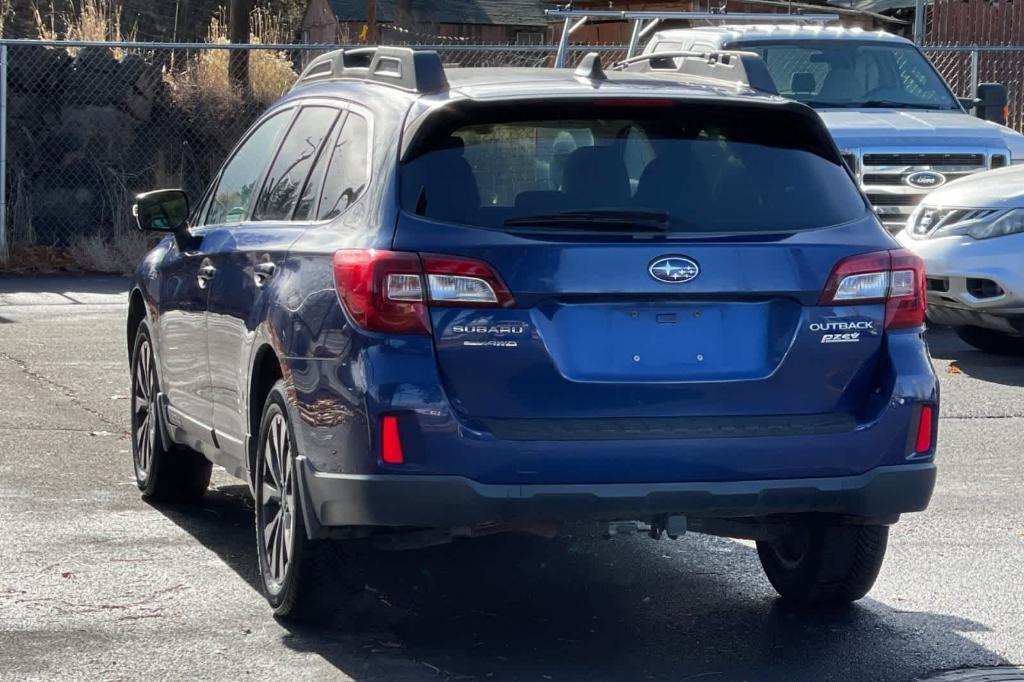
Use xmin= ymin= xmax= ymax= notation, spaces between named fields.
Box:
xmin=614 ymin=50 xmax=779 ymax=96
xmin=545 ymin=8 xmax=839 ymax=68
xmin=292 ymin=46 xmax=448 ymax=94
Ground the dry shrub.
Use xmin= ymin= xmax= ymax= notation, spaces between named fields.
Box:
xmin=67 ymin=230 xmax=155 ymax=274
xmin=2 ymin=245 xmax=75 ymax=273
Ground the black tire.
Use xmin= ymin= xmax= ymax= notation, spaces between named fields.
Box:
xmin=254 ymin=380 xmax=340 ymax=620
xmin=756 ymin=522 xmax=889 ymax=605
xmin=130 ymin=321 xmax=211 ymax=503
xmin=954 ymin=325 xmax=1024 ymax=356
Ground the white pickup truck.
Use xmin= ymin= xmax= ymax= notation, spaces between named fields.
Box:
xmin=643 ymin=25 xmax=1024 ymax=232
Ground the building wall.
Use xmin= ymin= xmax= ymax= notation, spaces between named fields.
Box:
xmin=929 ymin=0 xmax=1024 ymax=44
xmin=302 ymin=0 xmax=344 ymax=43
xmin=301 ymin=1 xmax=546 ymax=44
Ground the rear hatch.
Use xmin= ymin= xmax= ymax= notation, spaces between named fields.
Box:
xmin=394 ymin=99 xmax=898 ymax=424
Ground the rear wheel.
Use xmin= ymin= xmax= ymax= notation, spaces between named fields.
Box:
xmin=254 ymin=380 xmax=340 ymax=620
xmin=130 ymin=321 xmax=211 ymax=502
xmin=756 ymin=522 xmax=888 ymax=605
xmin=954 ymin=325 xmax=1024 ymax=356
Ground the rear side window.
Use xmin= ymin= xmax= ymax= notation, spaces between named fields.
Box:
xmin=317 ymin=112 xmax=370 ymax=221
xmin=400 ymin=102 xmax=866 ymax=234
xmin=254 ymin=106 xmax=340 ymax=222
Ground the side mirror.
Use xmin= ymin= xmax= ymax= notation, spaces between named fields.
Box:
xmin=958 ymin=96 xmax=982 ymax=112
xmin=134 ymin=189 xmax=190 ymax=233
xmin=133 ymin=189 xmax=200 ymax=252
xmin=975 ymin=83 xmax=1008 ymax=126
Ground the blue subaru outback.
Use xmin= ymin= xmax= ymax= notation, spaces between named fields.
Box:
xmin=127 ymin=47 xmax=938 ymax=618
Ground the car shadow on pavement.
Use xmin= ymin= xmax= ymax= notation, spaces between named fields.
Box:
xmin=927 ymin=328 xmax=1024 ymax=388
xmin=152 ymin=484 xmax=1008 ymax=682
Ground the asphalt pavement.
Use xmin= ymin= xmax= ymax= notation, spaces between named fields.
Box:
xmin=1 ymin=274 xmax=1023 ymax=682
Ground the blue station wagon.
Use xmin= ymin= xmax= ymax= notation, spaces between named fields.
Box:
xmin=127 ymin=47 xmax=938 ymax=618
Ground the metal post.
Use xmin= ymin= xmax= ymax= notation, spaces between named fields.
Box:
xmin=913 ymin=0 xmax=926 ymax=45
xmin=970 ymin=49 xmax=979 ymax=99
xmin=0 ymin=45 xmax=8 ymax=265
xmin=626 ymin=18 xmax=645 ymax=59
xmin=554 ymin=17 xmax=572 ymax=68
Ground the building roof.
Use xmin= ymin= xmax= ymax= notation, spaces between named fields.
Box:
xmin=326 ymin=0 xmax=551 ymax=27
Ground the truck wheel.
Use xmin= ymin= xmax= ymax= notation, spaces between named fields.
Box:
xmin=131 ymin=321 xmax=211 ymax=502
xmin=254 ymin=380 xmax=340 ymax=620
xmin=954 ymin=325 xmax=1024 ymax=356
xmin=756 ymin=522 xmax=888 ymax=605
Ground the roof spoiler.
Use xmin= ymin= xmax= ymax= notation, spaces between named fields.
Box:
xmin=614 ymin=50 xmax=779 ymax=96
xmin=292 ymin=46 xmax=449 ymax=94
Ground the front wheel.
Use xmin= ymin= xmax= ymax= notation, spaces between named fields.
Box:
xmin=254 ymin=380 xmax=340 ymax=619
xmin=756 ymin=522 xmax=889 ymax=605
xmin=954 ymin=325 xmax=1024 ymax=356
xmin=130 ymin=321 xmax=211 ymax=502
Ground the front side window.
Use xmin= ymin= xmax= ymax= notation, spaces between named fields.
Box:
xmin=737 ymin=40 xmax=959 ymax=110
xmin=400 ymin=102 xmax=867 ymax=235
xmin=254 ymin=106 xmax=340 ymax=222
xmin=204 ymin=111 xmax=291 ymax=226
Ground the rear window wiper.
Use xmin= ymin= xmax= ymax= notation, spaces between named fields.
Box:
xmin=504 ymin=209 xmax=670 ymax=231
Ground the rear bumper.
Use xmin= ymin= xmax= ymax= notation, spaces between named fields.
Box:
xmin=296 ymin=457 xmax=936 ymax=535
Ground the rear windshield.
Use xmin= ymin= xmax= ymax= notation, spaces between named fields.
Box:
xmin=400 ymin=102 xmax=867 ymax=235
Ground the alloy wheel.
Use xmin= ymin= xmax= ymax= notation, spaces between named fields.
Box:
xmin=259 ymin=412 xmax=297 ymax=594
xmin=131 ymin=337 xmax=157 ymax=483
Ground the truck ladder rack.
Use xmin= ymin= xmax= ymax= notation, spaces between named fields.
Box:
xmin=545 ymin=8 xmax=839 ymax=68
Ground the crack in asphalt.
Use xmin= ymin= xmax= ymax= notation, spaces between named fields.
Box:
xmin=0 ymin=350 xmax=122 ymax=431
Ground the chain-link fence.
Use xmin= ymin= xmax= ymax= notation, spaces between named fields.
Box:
xmin=0 ymin=38 xmax=1020 ymax=264
xmin=924 ymin=46 xmax=1024 ymax=133
xmin=0 ymin=40 xmax=626 ymax=262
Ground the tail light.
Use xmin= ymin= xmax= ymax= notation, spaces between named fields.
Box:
xmin=818 ymin=249 xmax=926 ymax=329
xmin=332 ymin=250 xmax=513 ymax=334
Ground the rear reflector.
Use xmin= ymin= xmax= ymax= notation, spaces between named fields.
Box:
xmin=818 ymin=249 xmax=927 ymax=330
xmin=333 ymin=250 xmax=513 ymax=334
xmin=915 ymin=405 xmax=934 ymax=454
xmin=381 ymin=415 xmax=404 ymax=464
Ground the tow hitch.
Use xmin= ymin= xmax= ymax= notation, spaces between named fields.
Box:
xmin=604 ymin=515 xmax=687 ymax=540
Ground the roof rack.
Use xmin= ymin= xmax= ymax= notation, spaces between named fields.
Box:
xmin=614 ymin=51 xmax=779 ymax=96
xmin=292 ymin=46 xmax=448 ymax=94
xmin=545 ymin=8 xmax=839 ymax=68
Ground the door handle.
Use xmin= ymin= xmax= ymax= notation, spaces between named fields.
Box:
xmin=254 ymin=261 xmax=277 ymax=286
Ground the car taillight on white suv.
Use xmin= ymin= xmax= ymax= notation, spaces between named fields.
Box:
xmin=332 ymin=249 xmax=514 ymax=334
xmin=818 ymin=249 xmax=926 ymax=329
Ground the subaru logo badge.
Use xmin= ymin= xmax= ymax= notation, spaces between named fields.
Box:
xmin=649 ymin=256 xmax=700 ymax=284
xmin=905 ymin=170 xmax=946 ymax=189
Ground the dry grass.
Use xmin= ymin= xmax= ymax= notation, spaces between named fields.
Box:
xmin=0 ymin=0 xmax=12 ymax=37
xmin=32 ymin=0 xmax=137 ymax=56
xmin=172 ymin=7 xmax=297 ymax=112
